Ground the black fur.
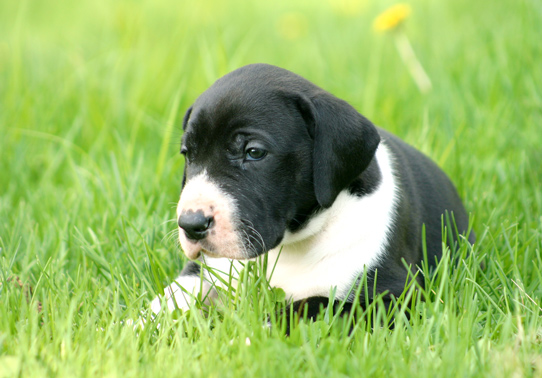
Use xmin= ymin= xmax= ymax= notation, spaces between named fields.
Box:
xmin=347 ymin=157 xmax=382 ymax=197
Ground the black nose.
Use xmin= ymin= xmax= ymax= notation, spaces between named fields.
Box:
xmin=178 ymin=211 xmax=214 ymax=241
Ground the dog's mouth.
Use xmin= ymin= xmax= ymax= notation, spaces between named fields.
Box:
xmin=180 ymin=236 xmax=219 ymax=260
xmin=179 ymin=223 xmax=268 ymax=261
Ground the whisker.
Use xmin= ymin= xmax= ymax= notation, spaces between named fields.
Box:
xmin=239 ymin=219 xmax=266 ymax=255
xmin=160 ymin=218 xmax=178 ymax=226
xmin=162 ymin=228 xmax=180 ymax=247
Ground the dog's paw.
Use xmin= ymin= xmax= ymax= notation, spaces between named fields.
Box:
xmin=150 ymin=275 xmax=215 ymax=315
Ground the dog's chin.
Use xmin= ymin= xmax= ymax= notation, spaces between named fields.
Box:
xmin=179 ymin=232 xmax=255 ymax=260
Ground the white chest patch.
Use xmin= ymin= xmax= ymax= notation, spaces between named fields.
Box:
xmin=265 ymin=142 xmax=399 ymax=301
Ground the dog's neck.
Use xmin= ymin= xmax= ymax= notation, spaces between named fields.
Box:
xmin=283 ymin=153 xmax=383 ymax=244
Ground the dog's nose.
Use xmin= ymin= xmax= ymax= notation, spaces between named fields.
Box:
xmin=178 ymin=211 xmax=214 ymax=241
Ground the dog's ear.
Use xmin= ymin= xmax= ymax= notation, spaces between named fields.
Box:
xmin=296 ymin=92 xmax=380 ymax=208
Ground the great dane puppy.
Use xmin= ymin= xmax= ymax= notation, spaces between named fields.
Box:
xmin=151 ymin=64 xmax=474 ymax=320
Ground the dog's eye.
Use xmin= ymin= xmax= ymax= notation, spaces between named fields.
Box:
xmin=245 ymin=147 xmax=267 ymax=161
xmin=181 ymin=147 xmax=191 ymax=163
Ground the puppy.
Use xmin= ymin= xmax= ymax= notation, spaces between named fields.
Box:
xmin=151 ymin=64 xmax=474 ymax=320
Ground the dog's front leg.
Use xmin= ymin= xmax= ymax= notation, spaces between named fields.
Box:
xmin=150 ymin=261 xmax=217 ymax=314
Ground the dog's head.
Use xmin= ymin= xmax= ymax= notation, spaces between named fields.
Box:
xmin=176 ymin=64 xmax=380 ymax=260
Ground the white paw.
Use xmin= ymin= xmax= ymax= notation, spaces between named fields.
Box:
xmin=150 ymin=275 xmax=215 ymax=315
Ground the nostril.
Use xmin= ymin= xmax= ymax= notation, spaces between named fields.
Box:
xmin=203 ymin=216 xmax=214 ymax=230
xmin=178 ymin=210 xmax=214 ymax=241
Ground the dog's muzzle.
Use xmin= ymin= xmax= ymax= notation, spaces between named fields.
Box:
xmin=176 ymin=172 xmax=246 ymax=260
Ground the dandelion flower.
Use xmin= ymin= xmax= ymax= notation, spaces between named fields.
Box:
xmin=373 ymin=3 xmax=432 ymax=93
xmin=373 ymin=3 xmax=411 ymax=32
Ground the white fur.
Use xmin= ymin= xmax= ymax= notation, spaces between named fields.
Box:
xmin=150 ymin=275 xmax=215 ymax=314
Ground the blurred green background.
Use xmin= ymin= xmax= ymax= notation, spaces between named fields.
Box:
xmin=1 ymin=0 xmax=541 ymax=376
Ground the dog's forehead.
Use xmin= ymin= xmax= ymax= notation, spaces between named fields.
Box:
xmin=186 ymin=92 xmax=289 ymax=142
xmin=185 ymin=96 xmax=269 ymax=142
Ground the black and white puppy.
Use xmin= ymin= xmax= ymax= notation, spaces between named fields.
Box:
xmin=151 ymin=63 xmax=474 ymax=317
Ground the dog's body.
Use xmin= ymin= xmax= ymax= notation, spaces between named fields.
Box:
xmin=151 ymin=64 xmax=474 ymax=316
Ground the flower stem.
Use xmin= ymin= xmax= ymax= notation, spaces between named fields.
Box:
xmin=394 ymin=31 xmax=432 ymax=94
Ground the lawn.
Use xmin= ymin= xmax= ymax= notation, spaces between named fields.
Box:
xmin=1 ymin=0 xmax=541 ymax=376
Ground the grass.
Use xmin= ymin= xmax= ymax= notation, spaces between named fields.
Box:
xmin=1 ymin=0 xmax=541 ymax=376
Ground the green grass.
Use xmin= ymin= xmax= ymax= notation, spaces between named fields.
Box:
xmin=1 ymin=0 xmax=541 ymax=376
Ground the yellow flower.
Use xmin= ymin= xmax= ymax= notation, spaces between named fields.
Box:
xmin=373 ymin=3 xmax=411 ymax=32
